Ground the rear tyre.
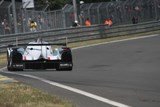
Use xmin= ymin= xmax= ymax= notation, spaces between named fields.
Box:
xmin=7 ymin=49 xmax=23 ymax=71
xmin=7 ymin=58 xmax=23 ymax=71
xmin=7 ymin=54 xmax=14 ymax=71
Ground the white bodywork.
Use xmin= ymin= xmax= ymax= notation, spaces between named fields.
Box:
xmin=23 ymin=41 xmax=61 ymax=61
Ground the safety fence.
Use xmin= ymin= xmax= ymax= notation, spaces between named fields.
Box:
xmin=0 ymin=0 xmax=160 ymax=35
xmin=0 ymin=20 xmax=160 ymax=53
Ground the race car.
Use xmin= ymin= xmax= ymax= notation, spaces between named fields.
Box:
xmin=7 ymin=38 xmax=73 ymax=71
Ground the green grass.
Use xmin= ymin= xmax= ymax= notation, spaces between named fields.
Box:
xmin=0 ymin=54 xmax=6 ymax=68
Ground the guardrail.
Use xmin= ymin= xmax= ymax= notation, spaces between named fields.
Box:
xmin=0 ymin=20 xmax=160 ymax=53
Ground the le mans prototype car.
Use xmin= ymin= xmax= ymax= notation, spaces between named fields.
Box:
xmin=7 ymin=38 xmax=73 ymax=71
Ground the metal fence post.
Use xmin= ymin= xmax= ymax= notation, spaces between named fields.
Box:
xmin=153 ymin=0 xmax=158 ymax=20
xmin=122 ymin=0 xmax=129 ymax=23
xmin=55 ymin=11 xmax=57 ymax=28
xmin=97 ymin=3 xmax=103 ymax=24
xmin=50 ymin=10 xmax=53 ymax=29
xmin=62 ymin=9 xmax=66 ymax=28
xmin=0 ymin=0 xmax=4 ymax=5
xmin=105 ymin=3 xmax=109 ymax=19
xmin=8 ymin=3 xmax=12 ymax=34
xmin=158 ymin=0 xmax=160 ymax=20
xmin=12 ymin=0 xmax=18 ymax=34
xmin=73 ymin=0 xmax=78 ymax=22
xmin=88 ymin=3 xmax=93 ymax=22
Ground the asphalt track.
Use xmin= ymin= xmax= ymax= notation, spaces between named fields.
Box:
xmin=1 ymin=34 xmax=160 ymax=107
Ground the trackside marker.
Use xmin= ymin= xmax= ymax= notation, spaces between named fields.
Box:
xmin=0 ymin=71 xmax=131 ymax=107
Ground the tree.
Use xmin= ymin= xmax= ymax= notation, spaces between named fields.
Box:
xmin=35 ymin=0 xmax=67 ymax=10
xmin=35 ymin=0 xmax=112 ymax=10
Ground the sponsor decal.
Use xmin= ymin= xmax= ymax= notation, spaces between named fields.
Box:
xmin=60 ymin=63 xmax=72 ymax=67
xmin=13 ymin=64 xmax=24 ymax=68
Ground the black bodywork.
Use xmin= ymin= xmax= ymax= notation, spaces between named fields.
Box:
xmin=7 ymin=47 xmax=73 ymax=71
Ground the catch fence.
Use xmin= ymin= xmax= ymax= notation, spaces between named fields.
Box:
xmin=0 ymin=0 xmax=160 ymax=35
xmin=0 ymin=20 xmax=160 ymax=53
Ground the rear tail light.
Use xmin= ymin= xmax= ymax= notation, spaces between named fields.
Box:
xmin=62 ymin=47 xmax=69 ymax=50
xmin=48 ymin=57 xmax=50 ymax=60
xmin=23 ymin=56 xmax=26 ymax=60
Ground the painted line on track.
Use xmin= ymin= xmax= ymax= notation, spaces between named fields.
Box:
xmin=0 ymin=67 xmax=7 ymax=71
xmin=72 ymin=34 xmax=159 ymax=50
xmin=0 ymin=71 xmax=131 ymax=107
xmin=0 ymin=34 xmax=159 ymax=107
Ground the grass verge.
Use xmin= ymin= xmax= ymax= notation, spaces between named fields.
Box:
xmin=0 ymin=54 xmax=6 ymax=68
xmin=0 ymin=81 xmax=74 ymax=107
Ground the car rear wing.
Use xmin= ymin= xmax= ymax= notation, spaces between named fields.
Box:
xmin=8 ymin=43 xmax=67 ymax=47
xmin=8 ymin=37 xmax=68 ymax=47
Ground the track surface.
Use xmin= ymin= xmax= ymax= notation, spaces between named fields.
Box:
xmin=1 ymin=35 xmax=160 ymax=107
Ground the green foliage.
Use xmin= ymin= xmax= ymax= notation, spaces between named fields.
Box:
xmin=35 ymin=0 xmax=111 ymax=10
xmin=35 ymin=0 xmax=67 ymax=10
xmin=83 ymin=0 xmax=111 ymax=3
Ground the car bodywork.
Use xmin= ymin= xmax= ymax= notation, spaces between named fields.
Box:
xmin=7 ymin=39 xmax=73 ymax=71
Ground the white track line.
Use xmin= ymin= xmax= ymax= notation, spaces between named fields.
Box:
xmin=1 ymin=71 xmax=131 ymax=107
xmin=0 ymin=67 xmax=7 ymax=71
xmin=72 ymin=34 xmax=159 ymax=50
xmin=0 ymin=34 xmax=159 ymax=107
